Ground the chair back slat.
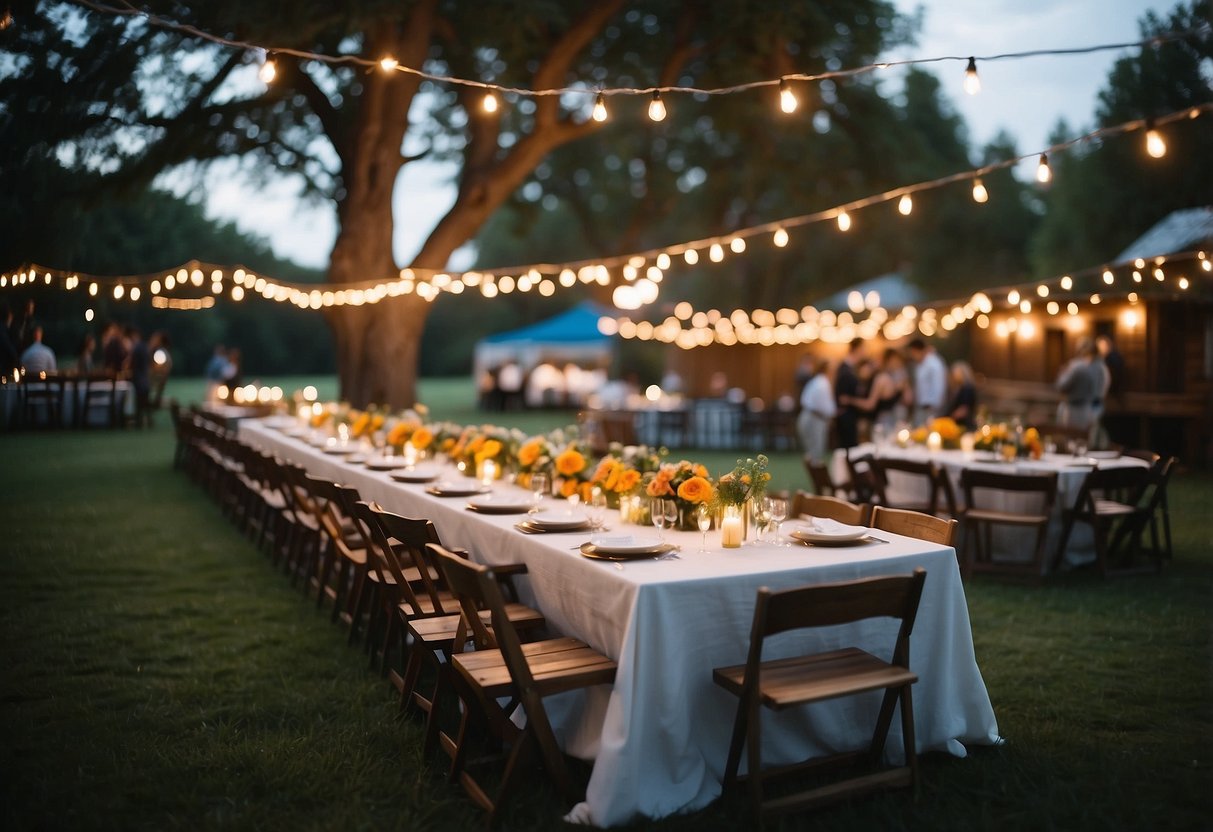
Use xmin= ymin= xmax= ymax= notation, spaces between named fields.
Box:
xmin=355 ymin=503 xmax=431 ymax=616
xmin=790 ymin=491 xmax=869 ymax=526
xmin=759 ymin=570 xmax=927 ymax=639
xmin=961 ymin=469 xmax=1058 ymax=514
xmin=871 ymin=506 xmax=958 ymax=546
xmin=374 ymin=511 xmax=448 ymax=613
xmin=428 ymin=544 xmax=500 ymax=653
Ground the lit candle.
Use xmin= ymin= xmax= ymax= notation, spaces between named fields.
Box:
xmin=481 ymin=459 xmax=497 ymax=487
xmin=896 ymin=428 xmax=910 ymax=447
xmin=721 ymin=507 xmax=744 ymax=548
xmin=402 ymin=443 xmax=417 ymax=467
xmin=960 ymin=433 xmax=976 ymax=456
xmin=927 ymin=431 xmax=942 ymax=452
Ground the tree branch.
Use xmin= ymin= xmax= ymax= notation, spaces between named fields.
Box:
xmin=285 ymin=61 xmax=349 ymax=168
xmin=531 ymin=0 xmax=626 ymax=128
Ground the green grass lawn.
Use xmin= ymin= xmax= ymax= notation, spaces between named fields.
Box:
xmin=2 ymin=383 xmax=1211 ymax=830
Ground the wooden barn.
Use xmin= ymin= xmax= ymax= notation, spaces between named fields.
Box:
xmin=970 ymin=208 xmax=1213 ymax=466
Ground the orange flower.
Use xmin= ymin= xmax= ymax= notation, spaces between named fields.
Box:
xmin=386 ymin=422 xmax=410 ymax=446
xmin=559 ymin=478 xmax=578 ymax=497
xmin=677 ymin=476 xmax=714 ymax=504
xmin=478 ymin=439 xmax=503 ymax=460
xmin=370 ymin=414 xmax=385 ymax=431
xmin=518 ymin=439 xmax=544 ymax=468
xmin=646 ymin=474 xmax=673 ymax=497
xmin=693 ymin=464 xmax=710 ymax=478
xmin=617 ymin=469 xmax=641 ymax=492
xmin=555 ymin=448 xmax=586 ymax=477
xmin=410 ymin=427 xmax=433 ymax=449
xmin=466 ymin=436 xmax=486 ymax=455
xmin=350 ymin=412 xmax=370 ymax=437
xmin=578 ymin=482 xmax=594 ymax=503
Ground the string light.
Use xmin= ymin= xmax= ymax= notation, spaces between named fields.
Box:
xmin=592 ymin=92 xmax=608 ymax=122
xmin=258 ymin=51 xmax=277 ymax=84
xmin=709 ymin=243 xmax=724 ymax=262
xmin=1102 ymin=268 xmax=1114 ymax=284
xmin=1035 ymin=153 xmax=1052 ymax=184
xmin=964 ymin=57 xmax=981 ymax=95
xmin=1144 ymin=119 xmax=1166 ymax=158
xmin=772 ymin=227 xmax=789 ymax=247
xmin=482 ymin=90 xmax=499 ymax=113
xmin=778 ymin=79 xmax=798 ymax=114
xmin=971 ymin=178 xmax=989 ymax=203
xmin=647 ymin=91 xmax=666 ymax=122
xmin=379 ymin=56 xmax=398 ymax=72
xmin=898 ymin=195 xmax=913 ymax=216
xmin=836 ymin=209 xmax=852 ymax=232
xmin=1060 ymin=275 xmax=1073 ymax=290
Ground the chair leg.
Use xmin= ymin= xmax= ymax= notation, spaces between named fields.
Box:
xmin=745 ymin=700 xmax=764 ymax=825
xmin=868 ymin=686 xmax=901 ymax=765
xmin=899 ymin=686 xmax=919 ymax=795
xmin=722 ymin=694 xmax=750 ymax=789
xmin=1052 ymin=514 xmax=1077 ymax=572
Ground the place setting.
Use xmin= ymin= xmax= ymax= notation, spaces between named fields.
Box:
xmin=783 ymin=516 xmax=889 ymax=548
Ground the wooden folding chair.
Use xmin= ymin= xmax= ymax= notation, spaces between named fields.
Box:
xmin=22 ymin=373 xmax=65 ymax=428
xmin=803 ymin=457 xmax=840 ymax=497
xmin=844 ymin=451 xmax=880 ymax=504
xmin=430 ymin=543 xmax=616 ymax=826
xmin=959 ymin=470 xmax=1057 ymax=581
xmin=870 ymin=458 xmax=957 ymax=518
xmin=300 ymin=476 xmax=372 ymax=623
xmin=1053 ymin=465 xmax=1150 ymax=576
xmin=1134 ymin=456 xmax=1175 ymax=563
xmin=790 ymin=491 xmax=870 ymax=526
xmin=713 ymin=569 xmax=928 ymax=823
xmin=870 ymin=506 xmax=958 ymax=547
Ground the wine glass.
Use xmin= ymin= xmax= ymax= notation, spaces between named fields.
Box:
xmin=766 ymin=496 xmax=788 ymax=546
xmin=663 ymin=499 xmax=678 ymax=537
xmin=531 ymin=472 xmax=549 ymax=506
xmin=587 ymin=489 xmax=608 ymax=538
xmin=696 ymin=505 xmax=712 ymax=552
xmin=651 ymin=497 xmax=668 ymax=542
xmin=753 ymin=500 xmax=772 ymax=544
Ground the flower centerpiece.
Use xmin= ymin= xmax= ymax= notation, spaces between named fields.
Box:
xmin=911 ymin=417 xmax=964 ymax=450
xmin=644 ymin=459 xmax=716 ymax=530
xmin=591 ymin=444 xmax=662 ymax=509
xmin=515 ymin=434 xmax=554 ymax=490
xmin=973 ymin=422 xmax=1043 ymax=459
xmin=711 ymin=455 xmax=771 ymax=544
xmin=553 ymin=441 xmax=595 ymax=501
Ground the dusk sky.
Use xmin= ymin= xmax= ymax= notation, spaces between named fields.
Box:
xmin=190 ymin=0 xmax=1175 ymax=272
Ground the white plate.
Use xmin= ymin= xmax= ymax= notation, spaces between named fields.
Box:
xmin=528 ymin=509 xmax=590 ymax=529
xmin=789 ymin=520 xmax=868 ymax=543
xmin=364 ymin=456 xmax=408 ymax=471
xmin=583 ymin=535 xmax=666 ymax=555
xmin=283 ymin=427 xmax=307 ymax=438
xmin=467 ymin=493 xmax=535 ymax=513
xmin=390 ymin=465 xmax=443 ymax=483
xmin=261 ymin=416 xmax=296 ymax=429
xmin=427 ymin=480 xmax=489 ymax=497
xmin=322 ymin=444 xmax=356 ymax=455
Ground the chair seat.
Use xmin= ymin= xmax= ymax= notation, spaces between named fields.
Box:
xmin=453 ymin=637 xmax=617 ymax=698
xmin=1092 ymin=499 xmax=1137 ymax=516
xmin=965 ymin=509 xmax=1049 ymax=526
xmin=713 ymin=647 xmax=917 ymax=710
xmin=398 ymin=597 xmax=543 ymax=627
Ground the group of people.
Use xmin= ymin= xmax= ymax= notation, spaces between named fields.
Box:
xmin=204 ymin=344 xmax=244 ymax=400
xmin=796 ymin=337 xmax=979 ymax=464
xmin=2 ymin=298 xmax=171 ymax=428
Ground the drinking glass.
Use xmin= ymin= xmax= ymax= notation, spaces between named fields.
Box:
xmin=651 ymin=498 xmax=668 ymax=542
xmin=588 ymin=489 xmax=608 ymax=537
xmin=531 ymin=472 xmax=549 ymax=505
xmin=663 ymin=500 xmax=678 ymax=536
xmin=753 ymin=500 xmax=772 ymax=544
xmin=696 ymin=505 xmax=713 ymax=552
xmin=766 ymin=496 xmax=788 ymax=546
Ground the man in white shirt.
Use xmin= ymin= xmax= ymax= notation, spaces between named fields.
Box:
xmin=19 ymin=325 xmax=56 ymax=375
xmin=797 ymin=357 xmax=837 ymax=464
xmin=907 ymin=337 xmax=946 ymax=426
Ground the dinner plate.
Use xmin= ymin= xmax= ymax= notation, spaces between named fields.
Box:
xmin=466 ymin=494 xmax=535 ymax=514
xmin=789 ymin=535 xmax=876 ymax=548
xmin=1087 ymin=450 xmax=1121 ymax=459
xmin=261 ymin=416 xmax=296 ymax=430
xmin=527 ymin=510 xmax=591 ymax=529
xmin=515 ymin=519 xmax=593 ymax=534
xmin=789 ymin=520 xmax=869 ymax=543
xmin=322 ymin=444 xmax=357 ymax=455
xmin=283 ymin=427 xmax=307 ymax=438
xmin=365 ymin=456 xmax=409 ymax=471
xmin=389 ymin=466 xmax=443 ymax=483
xmin=426 ymin=481 xmax=490 ymax=498
xmin=579 ymin=540 xmax=674 ymax=560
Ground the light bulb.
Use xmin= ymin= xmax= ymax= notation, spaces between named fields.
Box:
xmin=964 ymin=57 xmax=980 ymax=95
xmin=648 ymin=91 xmax=667 ymax=122
xmin=684 ymin=248 xmax=699 ymax=265
xmin=1008 ymin=289 xmax=1020 ymax=305
xmin=1036 ymin=153 xmax=1052 ymax=184
xmin=258 ymin=53 xmax=278 ymax=84
xmin=592 ymin=92 xmax=608 ymax=122
xmin=709 ymin=243 xmax=724 ymax=263
xmin=773 ymin=227 xmax=789 ymax=247
xmin=1060 ymin=275 xmax=1072 ymax=290
xmin=1145 ymin=121 xmax=1166 ymax=158
xmin=898 ymin=194 xmax=913 ymax=216
xmin=379 ymin=56 xmax=398 ymax=72
xmin=482 ymin=91 xmax=499 ymax=113
xmin=779 ymin=79 xmax=798 ymax=114
xmin=836 ymin=209 xmax=852 ymax=232
xmin=1102 ymin=268 xmax=1114 ymax=285
xmin=971 ymin=178 xmax=989 ymax=203
xmin=729 ymin=237 xmax=745 ymax=253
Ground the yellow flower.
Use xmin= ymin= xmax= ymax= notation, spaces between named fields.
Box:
xmin=555 ymin=449 xmax=586 ymax=477
xmin=479 ymin=439 xmax=503 ymax=460
xmin=410 ymin=427 xmax=433 ymax=449
xmin=518 ymin=439 xmax=544 ymax=468
xmin=386 ymin=422 xmax=410 ymax=447
xmin=617 ymin=469 xmax=641 ymax=493
xmin=693 ymin=464 xmax=709 ymax=478
xmin=677 ymin=476 xmax=714 ymax=504
xmin=466 ymin=436 xmax=486 ymax=455
xmin=370 ymin=414 xmax=385 ymax=431
xmin=559 ymin=478 xmax=578 ymax=497
xmin=578 ymin=482 xmax=594 ymax=503
xmin=350 ymin=412 xmax=370 ymax=437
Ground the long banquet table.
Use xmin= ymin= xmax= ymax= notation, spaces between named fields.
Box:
xmin=240 ymin=419 xmax=1000 ymax=826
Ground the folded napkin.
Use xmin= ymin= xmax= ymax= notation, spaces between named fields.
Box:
xmin=801 ymin=517 xmax=867 ymax=536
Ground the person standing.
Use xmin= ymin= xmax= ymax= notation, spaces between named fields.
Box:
xmin=944 ymin=361 xmax=979 ymax=430
xmin=101 ymin=322 xmax=128 ymax=375
xmin=840 ymin=348 xmax=907 ymax=437
xmin=907 ymin=338 xmax=947 ymax=426
xmin=1055 ymin=339 xmax=1101 ymax=430
xmin=126 ymin=327 xmax=151 ymax=428
xmin=797 ymin=357 xmax=836 ymax=464
xmin=1095 ymin=334 xmax=1127 ymax=445
xmin=19 ymin=325 xmax=57 ymax=374
xmin=833 ymin=338 xmax=865 ymax=449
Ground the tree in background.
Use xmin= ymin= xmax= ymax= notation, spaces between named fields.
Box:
xmin=4 ymin=0 xmax=938 ymax=406
xmin=1030 ymin=1 xmax=1213 ymax=276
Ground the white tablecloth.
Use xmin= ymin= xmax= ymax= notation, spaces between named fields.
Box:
xmin=837 ymin=444 xmax=1150 ymax=569
xmin=241 ymin=420 xmax=1000 ymax=826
